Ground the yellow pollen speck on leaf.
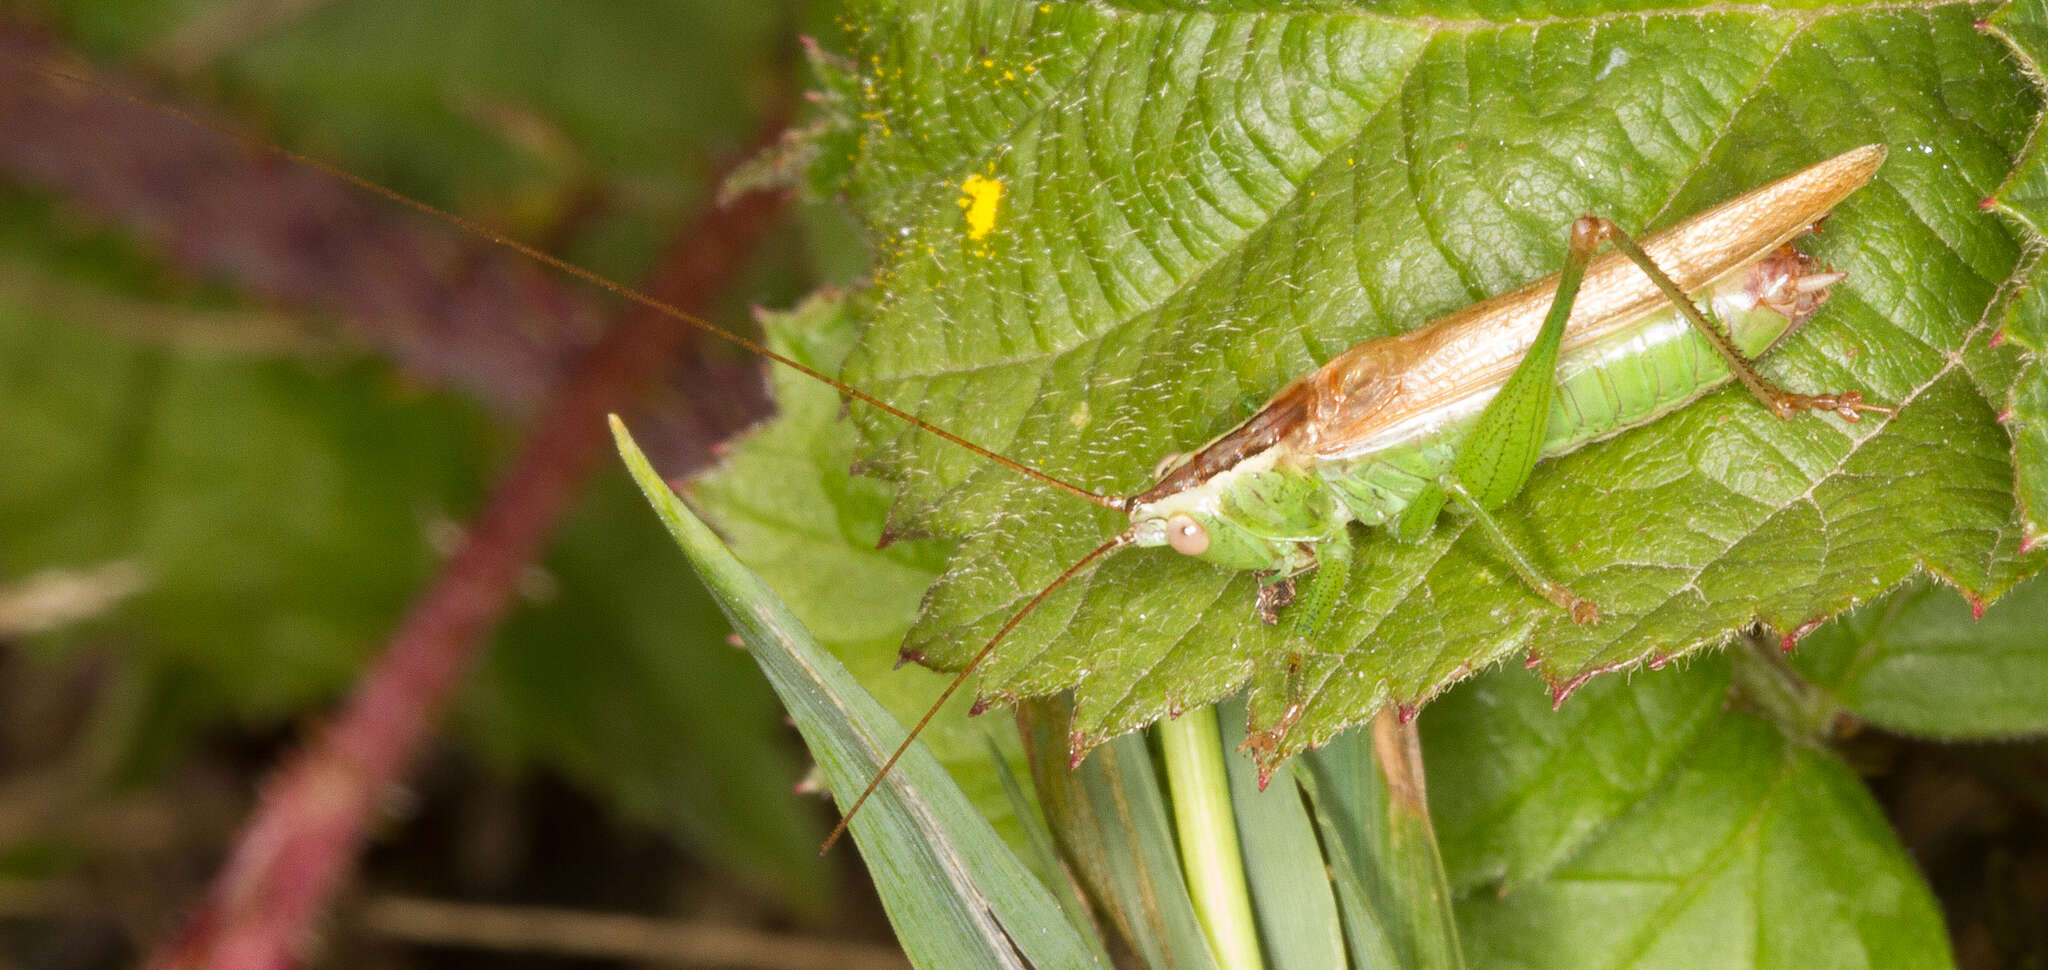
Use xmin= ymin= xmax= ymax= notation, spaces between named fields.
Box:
xmin=959 ymin=173 xmax=1004 ymax=241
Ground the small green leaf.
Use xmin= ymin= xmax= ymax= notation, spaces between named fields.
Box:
xmin=1424 ymin=658 xmax=1733 ymax=892
xmin=1453 ymin=712 xmax=1951 ymax=970
xmin=614 ymin=417 xmax=1104 ymax=970
xmin=1792 ymin=573 xmax=2048 ymax=737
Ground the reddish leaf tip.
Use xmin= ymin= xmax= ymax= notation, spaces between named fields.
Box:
xmin=1065 ymin=730 xmax=1093 ymax=771
xmin=1782 ymin=615 xmax=1827 ymax=653
xmin=1980 ymin=196 xmax=1999 ymax=211
xmin=893 ymin=647 xmax=924 ymax=670
xmin=1548 ymin=659 xmax=1635 ymax=708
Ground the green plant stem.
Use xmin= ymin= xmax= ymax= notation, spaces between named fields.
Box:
xmin=1160 ymin=705 xmax=1265 ymax=970
xmin=1730 ymin=628 xmax=1843 ymax=745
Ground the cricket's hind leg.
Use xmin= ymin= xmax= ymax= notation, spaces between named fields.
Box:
xmin=1583 ymin=218 xmax=1891 ymax=422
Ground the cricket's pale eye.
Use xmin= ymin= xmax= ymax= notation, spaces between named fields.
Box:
xmin=1166 ymin=514 xmax=1209 ymax=556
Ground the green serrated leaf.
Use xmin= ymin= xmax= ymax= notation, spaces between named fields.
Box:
xmin=2017 ymin=356 xmax=2048 ymax=542
xmin=1982 ymin=0 xmax=2048 ymax=553
xmin=809 ymin=0 xmax=2046 ymax=770
xmin=1987 ymin=0 xmax=2048 ymax=254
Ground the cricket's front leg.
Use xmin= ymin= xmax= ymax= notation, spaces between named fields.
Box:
xmin=1285 ymin=530 xmax=1353 ymax=643
xmin=1243 ymin=531 xmax=1352 ymax=774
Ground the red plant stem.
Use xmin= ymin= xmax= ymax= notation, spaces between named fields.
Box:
xmin=137 ymin=114 xmax=793 ymax=970
xmin=0 ymin=21 xmax=772 ymax=466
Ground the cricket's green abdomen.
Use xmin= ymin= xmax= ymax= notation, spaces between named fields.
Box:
xmin=1315 ymin=261 xmax=1811 ymax=531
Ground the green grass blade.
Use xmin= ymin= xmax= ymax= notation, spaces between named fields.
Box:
xmin=1217 ymin=699 xmax=1348 ymax=970
xmin=1299 ymin=724 xmax=1464 ymax=970
xmin=987 ymin=736 xmax=1113 ymax=963
xmin=1020 ymin=696 xmax=1221 ymax=970
xmin=1293 ymin=740 xmax=1403 ymax=970
xmin=612 ymin=417 xmax=1104 ymax=970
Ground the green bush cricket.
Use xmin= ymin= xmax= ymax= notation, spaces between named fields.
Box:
xmin=821 ymin=143 xmax=1891 ymax=850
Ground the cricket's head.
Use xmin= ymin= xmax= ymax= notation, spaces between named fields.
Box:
xmin=1127 ymin=450 xmax=1311 ymax=571
xmin=1129 ymin=495 xmax=1215 ymax=557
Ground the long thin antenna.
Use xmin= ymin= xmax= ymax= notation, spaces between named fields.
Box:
xmin=819 ymin=530 xmax=1134 ymax=853
xmin=13 ymin=59 xmax=1129 ymax=513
